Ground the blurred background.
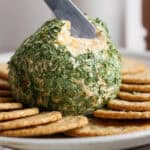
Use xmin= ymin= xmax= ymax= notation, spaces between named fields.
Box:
xmin=0 ymin=0 xmax=149 ymax=53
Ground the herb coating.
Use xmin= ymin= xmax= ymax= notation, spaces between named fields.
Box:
xmin=9 ymin=18 xmax=121 ymax=115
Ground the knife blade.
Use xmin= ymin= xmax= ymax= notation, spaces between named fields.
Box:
xmin=44 ymin=0 xmax=96 ymax=38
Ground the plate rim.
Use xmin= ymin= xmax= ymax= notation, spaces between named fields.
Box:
xmin=0 ymin=129 xmax=150 ymax=144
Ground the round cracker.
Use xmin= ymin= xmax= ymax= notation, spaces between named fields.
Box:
xmin=0 ymin=79 xmax=10 ymax=90
xmin=0 ymin=90 xmax=12 ymax=97
xmin=120 ymin=84 xmax=150 ymax=92
xmin=121 ymin=57 xmax=148 ymax=75
xmin=118 ymin=91 xmax=150 ymax=101
xmin=0 ymin=116 xmax=88 ymax=137
xmin=0 ymin=63 xmax=8 ymax=80
xmin=94 ymin=109 xmax=150 ymax=119
xmin=108 ymin=99 xmax=150 ymax=111
xmin=122 ymin=71 xmax=150 ymax=84
xmin=0 ymin=107 xmax=39 ymax=121
xmin=0 ymin=97 xmax=14 ymax=103
xmin=65 ymin=119 xmax=150 ymax=137
xmin=0 ymin=102 xmax=22 ymax=110
xmin=0 ymin=111 xmax=62 ymax=131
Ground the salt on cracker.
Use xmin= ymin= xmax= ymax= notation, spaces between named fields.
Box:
xmin=121 ymin=57 xmax=148 ymax=75
xmin=0 ymin=90 xmax=11 ymax=97
xmin=0 ymin=79 xmax=10 ymax=90
xmin=118 ymin=91 xmax=150 ymax=101
xmin=0 ymin=102 xmax=22 ymax=110
xmin=0 ymin=63 xmax=8 ymax=80
xmin=0 ymin=116 xmax=88 ymax=137
xmin=65 ymin=119 xmax=150 ymax=137
xmin=108 ymin=99 xmax=150 ymax=111
xmin=0 ymin=111 xmax=62 ymax=131
xmin=122 ymin=71 xmax=150 ymax=84
xmin=0 ymin=107 xmax=39 ymax=121
xmin=94 ymin=109 xmax=150 ymax=119
xmin=120 ymin=84 xmax=150 ymax=92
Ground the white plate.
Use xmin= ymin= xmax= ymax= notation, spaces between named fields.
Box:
xmin=0 ymin=50 xmax=150 ymax=150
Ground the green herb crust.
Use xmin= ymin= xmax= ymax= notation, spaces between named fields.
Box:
xmin=9 ymin=18 xmax=121 ymax=115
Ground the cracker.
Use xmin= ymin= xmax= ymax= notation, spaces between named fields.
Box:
xmin=0 ymin=63 xmax=8 ymax=80
xmin=0 ymin=111 xmax=62 ymax=131
xmin=0 ymin=97 xmax=14 ymax=103
xmin=0 ymin=79 xmax=10 ymax=90
xmin=0 ymin=90 xmax=12 ymax=97
xmin=65 ymin=119 xmax=150 ymax=137
xmin=0 ymin=107 xmax=39 ymax=121
xmin=122 ymin=71 xmax=150 ymax=84
xmin=120 ymin=84 xmax=150 ymax=92
xmin=0 ymin=102 xmax=22 ymax=110
xmin=118 ymin=91 xmax=150 ymax=101
xmin=94 ymin=109 xmax=150 ymax=119
xmin=121 ymin=57 xmax=148 ymax=75
xmin=108 ymin=99 xmax=150 ymax=111
xmin=0 ymin=116 xmax=88 ymax=137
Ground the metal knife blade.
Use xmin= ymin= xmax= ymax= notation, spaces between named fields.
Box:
xmin=44 ymin=0 xmax=96 ymax=38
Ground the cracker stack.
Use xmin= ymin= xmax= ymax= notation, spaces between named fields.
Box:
xmin=1 ymin=58 xmax=150 ymax=138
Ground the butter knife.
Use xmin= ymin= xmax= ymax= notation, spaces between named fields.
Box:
xmin=44 ymin=0 xmax=96 ymax=38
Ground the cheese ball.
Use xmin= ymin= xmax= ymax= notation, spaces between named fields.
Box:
xmin=9 ymin=18 xmax=121 ymax=115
